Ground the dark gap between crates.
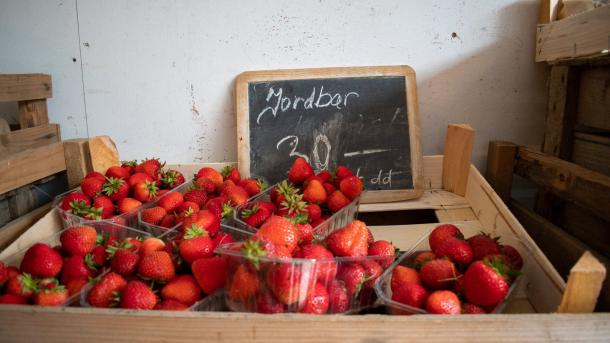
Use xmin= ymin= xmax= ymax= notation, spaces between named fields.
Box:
xmin=358 ymin=209 xmax=438 ymax=226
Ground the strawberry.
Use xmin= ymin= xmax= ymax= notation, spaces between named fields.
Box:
xmin=154 ymin=299 xmax=189 ymax=311
xmin=368 ymin=240 xmax=396 ymax=268
xmin=392 ymin=282 xmax=428 ymax=311
xmin=84 ymin=171 xmax=106 ymax=182
xmin=106 ymin=166 xmax=131 ymax=180
xmin=426 ymin=290 xmax=461 ymax=314
xmin=119 ymin=280 xmax=158 ymax=309
xmin=221 ymin=185 xmax=250 ymax=206
xmin=240 ymin=205 xmax=271 ymax=228
xmin=305 ymin=204 xmax=321 ymax=222
xmin=60 ymin=225 xmax=97 ymax=256
xmin=221 ymin=166 xmax=241 ymax=184
xmin=267 ymin=263 xmax=311 ymax=305
xmin=160 ymin=275 xmax=201 ymax=306
xmin=124 ymin=237 xmax=143 ymax=252
xmin=87 ymin=246 xmax=107 ymax=268
xmin=60 ymin=192 xmax=91 ymax=214
xmin=61 ymin=255 xmax=95 ymax=284
xmin=324 ymin=220 xmax=369 ymax=257
xmin=327 ymin=279 xmax=350 ymax=313
xmin=361 ymin=260 xmax=383 ymax=288
xmin=20 ymin=243 xmax=63 ymax=278
xmin=277 ymin=193 xmax=307 ymax=217
xmin=177 ymin=201 xmax=200 ymax=216
xmin=390 ymin=265 xmax=421 ymax=293
xmin=463 ymin=258 xmax=510 ymax=307
xmin=300 ymin=282 xmax=329 ymax=314
xmin=429 ymin=224 xmax=463 ymax=253
xmin=0 ymin=294 xmax=28 ymax=305
xmin=205 ymin=196 xmax=234 ymax=221
xmin=109 ymin=248 xmax=140 ymax=276
xmin=256 ymin=290 xmax=285 ymax=313
xmin=270 ymin=180 xmax=297 ymax=205
xmin=183 ymin=189 xmax=208 ymax=207
xmin=296 ymin=223 xmax=313 ymax=245
xmin=157 ymin=214 xmax=176 ymax=229
xmin=294 ymin=244 xmax=337 ymax=283
xmin=138 ymin=251 xmax=176 ymax=282
xmin=135 ymin=158 xmax=163 ymax=178
xmin=158 ymin=192 xmax=184 ymax=213
xmin=467 ymin=233 xmax=501 ymax=260
xmin=120 ymin=160 xmax=137 ymax=174
xmin=133 ymin=180 xmax=158 ymax=203
xmin=339 ymin=176 xmax=363 ymax=200
xmin=179 ymin=226 xmax=215 ymax=264
xmin=140 ymin=237 xmax=166 ymax=257
xmin=303 ymin=176 xmax=324 ymax=188
xmin=323 ymin=182 xmax=337 ymax=195
xmin=117 ymin=197 xmax=142 ymax=214
xmin=420 ymin=259 xmax=458 ymax=289
xmin=196 ymin=167 xmax=223 ymax=191
xmin=334 ymin=166 xmax=353 ymax=183
xmin=6 ymin=273 xmax=37 ymax=299
xmin=80 ymin=177 xmax=105 ymax=198
xmin=141 ymin=206 xmax=167 ymax=226
xmin=65 ymin=278 xmax=88 ymax=295
xmin=316 ymin=170 xmax=332 ymax=183
xmin=240 ymin=178 xmax=267 ymax=196
xmin=34 ymin=284 xmax=69 ymax=306
xmin=212 ymin=232 xmax=234 ymax=248
xmin=414 ymin=251 xmax=436 ymax=271
xmin=337 ymin=263 xmax=367 ymax=298
xmin=181 ymin=210 xmax=220 ymax=236
xmin=161 ymin=169 xmax=185 ymax=189
xmin=288 ymin=157 xmax=314 ymax=185
xmin=303 ymin=179 xmax=327 ymax=205
xmin=255 ymin=216 xmax=299 ymax=254
xmin=327 ymin=190 xmax=351 ymax=213
xmin=195 ymin=178 xmax=216 ymax=193
xmin=191 ymin=255 xmax=228 ymax=295
xmin=92 ymin=195 xmax=115 ymax=219
xmin=0 ymin=261 xmax=8 ymax=286
xmin=435 ymin=236 xmax=473 ymax=267
xmin=5 ymin=266 xmax=19 ymax=279
xmin=102 ymin=177 xmax=130 ymax=202
xmin=128 ymin=172 xmax=154 ymax=188
xmin=500 ymin=244 xmax=524 ymax=270
xmin=462 ymin=303 xmax=487 ymax=314
xmin=87 ymin=272 xmax=127 ymax=307
xmin=228 ymin=263 xmax=259 ymax=303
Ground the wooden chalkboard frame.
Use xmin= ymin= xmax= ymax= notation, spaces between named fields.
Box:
xmin=235 ymin=66 xmax=424 ymax=203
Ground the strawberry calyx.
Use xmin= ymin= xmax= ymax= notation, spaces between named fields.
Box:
xmin=257 ymin=179 xmax=268 ymax=191
xmin=288 ymin=212 xmax=309 ymax=224
xmin=276 ymin=180 xmax=297 ymax=197
xmin=143 ymin=180 xmax=159 ymax=197
xmin=221 ymin=204 xmax=234 ymax=219
xmin=37 ymin=283 xmax=66 ymax=294
xmin=105 ymin=240 xmax=134 ymax=258
xmin=161 ymin=170 xmax=181 ymax=188
xmin=19 ymin=273 xmax=40 ymax=293
xmin=110 ymin=290 xmax=121 ymax=307
xmin=184 ymin=225 xmax=208 ymax=239
xmin=121 ymin=160 xmax=137 ymax=167
xmin=220 ymin=166 xmax=234 ymax=178
xmin=84 ymin=206 xmax=103 ymax=220
xmin=241 ymin=239 xmax=267 ymax=270
xmin=103 ymin=177 xmax=126 ymax=196
xmin=484 ymin=256 xmax=513 ymax=281
xmin=85 ymin=254 xmax=98 ymax=271
xmin=241 ymin=205 xmax=259 ymax=219
xmin=280 ymin=193 xmax=307 ymax=215
xmin=68 ymin=200 xmax=92 ymax=216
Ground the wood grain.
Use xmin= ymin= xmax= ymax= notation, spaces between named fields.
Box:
xmin=0 ymin=203 xmax=52 ymax=251
xmin=485 ymin=141 xmax=517 ymax=202
xmin=577 ymin=66 xmax=610 ymax=132
xmin=0 ymin=74 xmax=52 ymax=102
xmin=542 ymin=65 xmax=578 ymax=159
xmin=538 ymin=0 xmax=560 ymax=24
xmin=572 ymin=132 xmax=610 ymax=176
xmin=18 ymin=99 xmax=49 ymax=129
xmin=442 ymin=124 xmax=474 ymax=196
xmin=559 ymin=251 xmax=607 ymax=313
xmin=87 ymin=136 xmax=120 ymax=173
xmin=0 ymin=123 xmax=60 ymax=153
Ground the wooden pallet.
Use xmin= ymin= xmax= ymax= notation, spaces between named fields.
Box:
xmin=0 ymin=124 xmax=608 ymax=342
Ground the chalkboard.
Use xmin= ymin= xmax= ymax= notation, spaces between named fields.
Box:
xmin=236 ymin=66 xmax=423 ymax=203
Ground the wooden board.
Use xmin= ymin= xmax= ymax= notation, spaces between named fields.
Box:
xmin=559 ymin=251 xmax=606 ymax=313
xmin=0 ymin=123 xmax=60 ymax=154
xmin=87 ymin=136 xmax=120 ymax=173
xmin=577 ymin=66 xmax=610 ymax=132
xmin=536 ymin=5 xmax=610 ymax=62
xmin=0 ymin=74 xmax=52 ymax=102
xmin=0 ymin=203 xmax=52 ymax=252
xmin=235 ymin=66 xmax=424 ymax=203
xmin=484 ymin=141 xmax=517 ymax=202
xmin=572 ymin=132 xmax=610 ymax=176
xmin=442 ymin=124 xmax=474 ymax=196
xmin=538 ymin=0 xmax=561 ymax=24
xmin=18 ymin=99 xmax=48 ymax=129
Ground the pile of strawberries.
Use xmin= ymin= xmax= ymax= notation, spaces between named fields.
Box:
xmin=140 ymin=166 xmax=267 ymax=232
xmin=221 ymin=218 xmax=396 ymax=314
xmin=388 ymin=224 xmax=524 ymax=314
xmin=237 ymin=158 xmax=363 ymax=232
xmin=59 ymin=158 xmax=186 ymax=224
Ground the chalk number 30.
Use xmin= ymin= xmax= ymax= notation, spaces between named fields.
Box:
xmin=276 ymin=134 xmax=331 ymax=172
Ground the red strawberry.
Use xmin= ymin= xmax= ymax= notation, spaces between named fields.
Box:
xmin=196 ymin=167 xmax=224 ymax=191
xmin=181 ymin=210 xmax=220 ymax=236
xmin=85 ymin=246 xmax=106 ymax=269
xmin=158 ymin=192 xmax=184 ymax=213
xmin=60 ymin=225 xmax=97 ymax=256
xmin=337 ymin=264 xmax=367 ymax=298
xmin=368 ymin=240 xmax=396 ymax=268
xmin=300 ymin=282 xmax=329 ymax=314
xmin=277 ymin=193 xmax=307 ymax=217
xmin=240 ymin=178 xmax=268 ymax=196
xmin=117 ymin=197 xmax=142 ymax=214
xmin=339 ymin=176 xmax=363 ymax=200
xmin=221 ymin=185 xmax=250 ymax=206
xmin=303 ymin=179 xmax=327 ymax=205
xmin=462 ymin=303 xmax=487 ymax=314
xmin=255 ymin=216 xmax=299 ymax=253
xmin=467 ymin=233 xmax=501 ymax=260
xmin=228 ymin=263 xmax=259 ymax=303
xmin=294 ymin=244 xmax=337 ymax=283
xmin=426 ymin=290 xmax=461 ymax=314
xmin=92 ymin=195 xmax=115 ymax=219
xmin=161 ymin=169 xmax=185 ymax=189
xmin=61 ymin=255 xmax=95 ymax=284
xmin=87 ymin=272 xmax=127 ymax=307
xmin=334 ymin=166 xmax=353 ymax=184
xmin=414 ymin=251 xmax=436 ymax=271
xmin=84 ymin=171 xmax=106 ymax=182
xmin=305 ymin=204 xmax=321 ymax=222
xmin=135 ymin=158 xmax=163 ymax=177
xmin=324 ymin=220 xmax=369 ymax=257
xmin=159 ymin=214 xmax=177 ymax=228
xmin=119 ymin=280 xmax=157 ymax=309
xmin=191 ymin=256 xmax=228 ymax=295
xmin=132 ymin=181 xmax=158 ymax=203
xmin=128 ymin=172 xmax=154 ymax=188
xmin=65 ymin=278 xmax=88 ymax=295
xmin=5 ymin=266 xmax=19 ymax=279
xmin=161 ymin=275 xmax=201 ymax=306
xmin=500 ymin=244 xmax=524 ymax=270
xmin=195 ymin=177 xmax=217 ymax=193
xmin=435 ymin=236 xmax=473 ymax=266
xmin=240 ymin=204 xmax=271 ymax=228
xmin=392 ymin=282 xmax=428 ymax=311
xmin=179 ymin=226 xmax=215 ymax=264
xmin=267 ymin=263 xmax=312 ymax=305
xmin=420 ymin=259 xmax=458 ymax=290
xmin=317 ymin=170 xmax=332 ymax=183
xmin=0 ymin=261 xmax=8 ymax=286
xmin=120 ymin=160 xmax=137 ymax=174
xmin=80 ymin=177 xmax=105 ymax=198
xmin=109 ymin=248 xmax=140 ymax=276
xmin=34 ymin=284 xmax=69 ymax=306
xmin=138 ymin=251 xmax=176 ymax=282
xmin=60 ymin=192 xmax=91 ymax=214
xmin=429 ymin=224 xmax=463 ymax=253
xmin=303 ymin=176 xmax=324 ymax=188
xmin=327 ymin=190 xmax=351 ymax=213
xmin=323 ymin=182 xmax=337 ymax=195
xmin=205 ymin=196 xmax=234 ymax=221
xmin=106 ymin=166 xmax=131 ymax=180
xmin=6 ymin=273 xmax=37 ymax=299
xmin=256 ymin=290 xmax=285 ymax=313
xmin=288 ymin=157 xmax=315 ymax=185
xmin=102 ymin=177 xmax=130 ymax=202
xmin=361 ymin=260 xmax=383 ymax=288
xmin=155 ymin=299 xmax=189 ymax=311
xmin=327 ymin=279 xmax=350 ymax=313
xmin=212 ymin=232 xmax=235 ymax=248
xmin=221 ymin=166 xmax=241 ymax=184
xmin=270 ymin=180 xmax=297 ymax=206
xmin=140 ymin=237 xmax=166 ymax=257
xmin=141 ymin=206 xmax=167 ymax=226
xmin=463 ymin=259 xmax=510 ymax=307
xmin=183 ymin=189 xmax=208 ymax=208
xmin=296 ymin=223 xmax=313 ymax=245
xmin=20 ymin=243 xmax=63 ymax=278
xmin=0 ymin=294 xmax=28 ymax=305
xmin=177 ymin=201 xmax=200 ymax=216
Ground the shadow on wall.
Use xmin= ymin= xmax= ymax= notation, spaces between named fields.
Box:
xmin=415 ymin=1 xmax=548 ymax=169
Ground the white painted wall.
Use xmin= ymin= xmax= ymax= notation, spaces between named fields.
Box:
xmin=1 ymin=0 xmax=546 ymax=169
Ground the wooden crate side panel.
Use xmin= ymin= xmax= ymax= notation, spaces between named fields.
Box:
xmin=572 ymin=134 xmax=610 ymax=176
xmin=557 ymin=202 xmax=610 ymax=259
xmin=465 ymin=165 xmax=565 ymax=313
xmin=0 ymin=74 xmax=52 ymax=102
xmin=0 ymin=123 xmax=60 ymax=153
xmin=577 ymin=67 xmax=610 ymax=132
xmin=0 ymin=208 xmax=61 ymax=259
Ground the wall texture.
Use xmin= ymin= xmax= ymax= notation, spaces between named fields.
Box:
xmin=0 ymin=0 xmax=547 ymax=168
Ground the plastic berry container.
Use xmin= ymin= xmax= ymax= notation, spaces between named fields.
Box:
xmin=233 ymin=181 xmax=360 ymax=240
xmin=373 ymin=224 xmax=527 ymax=315
xmin=215 ymin=242 xmax=390 ymax=314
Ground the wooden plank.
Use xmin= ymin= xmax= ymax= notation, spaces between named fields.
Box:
xmin=515 ymin=146 xmax=610 ymax=220
xmin=63 ymin=139 xmax=92 ymax=188
xmin=435 ymin=207 xmax=477 ymax=222
xmin=485 ymin=141 xmax=517 ymax=202
xmin=0 ymin=203 xmax=52 ymax=252
xmin=359 ymin=190 xmax=469 ymax=212
xmin=442 ymin=124 xmax=474 ymax=196
xmin=572 ymin=132 xmax=610 ymax=176
xmin=0 ymin=123 xmax=60 ymax=153
xmin=0 ymin=142 xmax=66 ymax=194
xmin=557 ymin=202 xmax=610 ymax=258
xmin=87 ymin=136 xmax=120 ymax=173
xmin=577 ymin=66 xmax=610 ymax=132
xmin=538 ymin=0 xmax=560 ymax=24
xmin=559 ymin=251 xmax=607 ymax=313
xmin=536 ymin=5 xmax=610 ymax=62
xmin=18 ymin=99 xmax=48 ymax=129
xmin=0 ymin=74 xmax=52 ymax=102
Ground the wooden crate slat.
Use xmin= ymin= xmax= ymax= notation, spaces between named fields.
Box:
xmin=572 ymin=132 xmax=610 ymax=176
xmin=559 ymin=251 xmax=607 ymax=313
xmin=0 ymin=74 xmax=52 ymax=102
xmin=442 ymin=124 xmax=474 ymax=196
xmin=18 ymin=99 xmax=48 ymax=129
xmin=485 ymin=141 xmax=517 ymax=202
xmin=359 ymin=189 xmax=469 ymax=212
xmin=536 ymin=5 xmax=610 ymax=62
xmin=0 ymin=123 xmax=60 ymax=154
xmin=0 ymin=203 xmax=52 ymax=251
xmin=577 ymin=66 xmax=610 ymax=132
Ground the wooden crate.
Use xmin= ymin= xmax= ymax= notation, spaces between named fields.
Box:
xmin=0 ymin=124 xmax=608 ymax=342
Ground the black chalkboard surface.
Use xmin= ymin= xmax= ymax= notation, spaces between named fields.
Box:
xmin=236 ymin=66 xmax=423 ymax=203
